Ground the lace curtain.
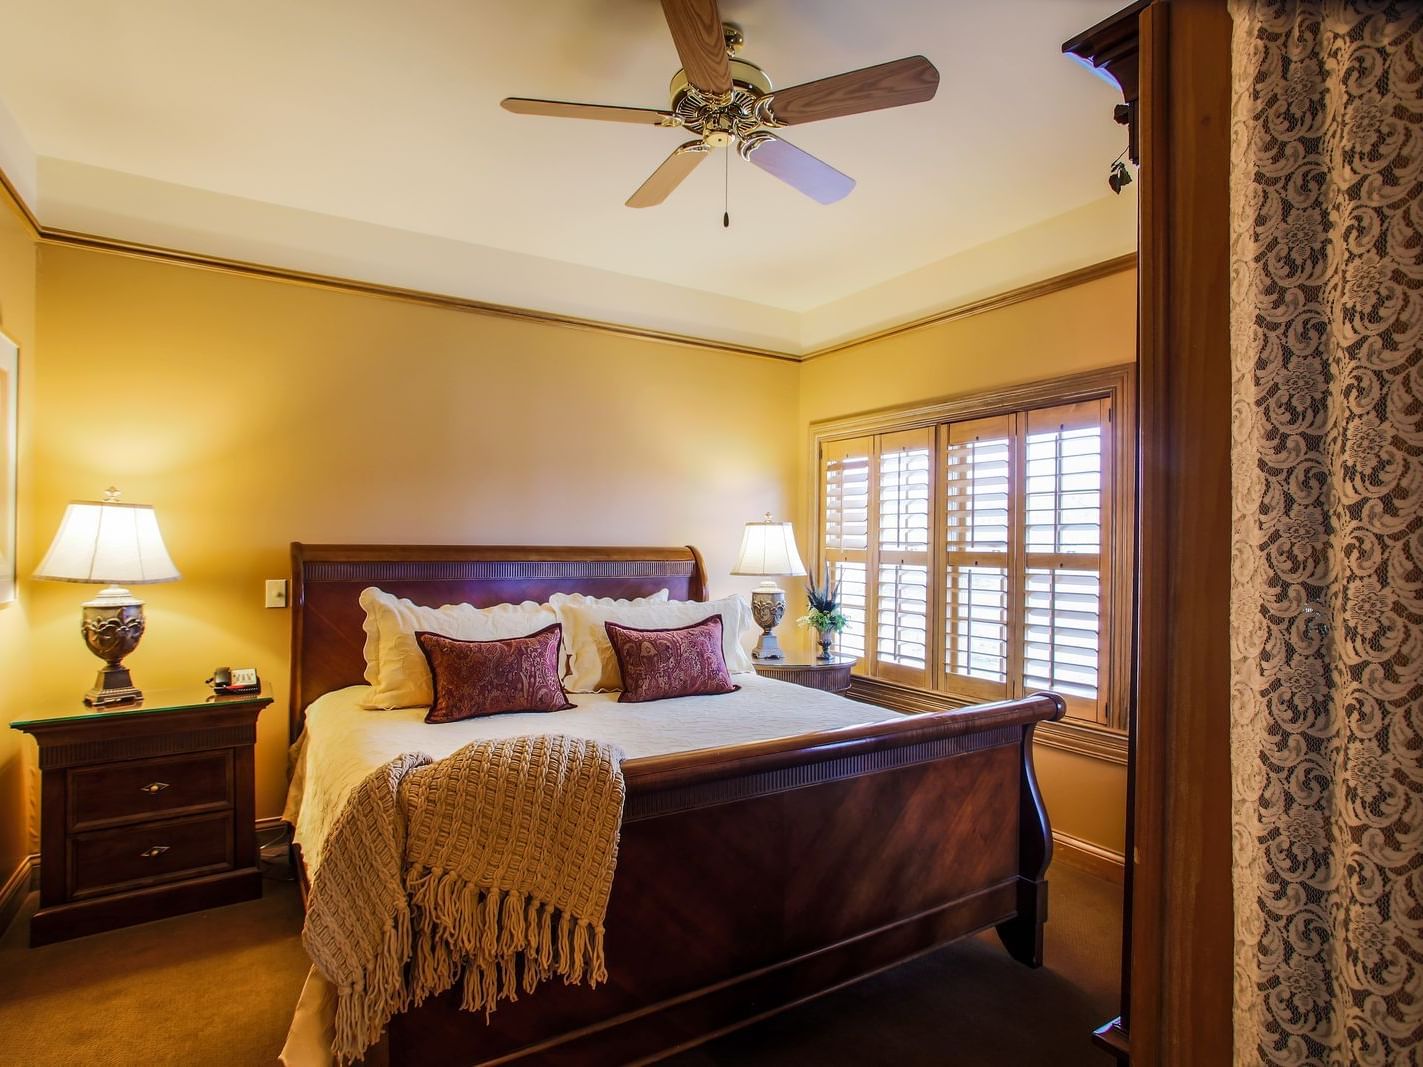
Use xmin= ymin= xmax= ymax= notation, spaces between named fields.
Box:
xmin=1228 ymin=2 xmax=1423 ymax=1064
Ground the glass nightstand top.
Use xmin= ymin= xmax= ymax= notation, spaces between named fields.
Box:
xmin=11 ymin=683 xmax=271 ymax=731
xmin=753 ymin=654 xmax=859 ymax=669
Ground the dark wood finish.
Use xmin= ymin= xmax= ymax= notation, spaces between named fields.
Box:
xmin=1131 ymin=2 xmax=1235 ymax=1063
xmin=1062 ymin=7 xmax=1147 ymax=1057
xmin=12 ymin=688 xmax=269 ymax=946
xmin=68 ymin=750 xmax=233 ymax=831
xmin=288 ymin=543 xmax=708 ymax=741
xmin=752 ymin=654 xmax=855 ymax=693
xmin=287 ymin=544 xmax=1064 ymax=1064
xmin=1062 ymin=2 xmax=1236 ymax=1062
xmin=995 ymin=716 xmax=1053 ymax=969
xmin=765 ymin=57 xmax=940 ymax=127
xmin=660 ymin=0 xmax=732 ymax=95
xmin=1094 ymin=1016 xmax=1131 ymax=1060
xmin=1062 ymin=0 xmax=1150 ymax=164
xmin=70 ymin=811 xmax=234 ymax=898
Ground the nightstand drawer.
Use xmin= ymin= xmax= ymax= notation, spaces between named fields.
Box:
xmin=70 ymin=812 xmax=235 ymax=898
xmin=69 ymin=751 xmax=233 ymax=831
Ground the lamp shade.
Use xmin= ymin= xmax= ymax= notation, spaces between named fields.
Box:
xmin=731 ymin=515 xmax=807 ymax=577
xmin=34 ymin=496 xmax=180 ymax=585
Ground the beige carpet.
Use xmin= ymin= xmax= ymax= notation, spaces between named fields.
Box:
xmin=0 ymin=865 xmax=1119 ymax=1066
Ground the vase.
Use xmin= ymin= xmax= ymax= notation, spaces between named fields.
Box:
xmin=816 ymin=629 xmax=834 ymax=661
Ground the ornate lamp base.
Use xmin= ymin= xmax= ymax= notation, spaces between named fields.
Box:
xmin=81 ymin=587 xmax=147 ymax=706
xmin=85 ymin=663 xmax=142 ymax=706
xmin=749 ymin=583 xmax=786 ymax=661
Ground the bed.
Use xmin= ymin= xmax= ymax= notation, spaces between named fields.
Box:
xmin=285 ymin=543 xmax=1064 ymax=1065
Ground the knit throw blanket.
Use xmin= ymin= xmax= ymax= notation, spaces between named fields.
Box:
xmin=301 ymin=734 xmax=626 ymax=1065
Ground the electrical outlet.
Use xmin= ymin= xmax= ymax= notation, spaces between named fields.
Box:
xmin=265 ymin=579 xmax=288 ymax=609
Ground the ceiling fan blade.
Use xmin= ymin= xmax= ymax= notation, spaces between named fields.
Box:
xmin=760 ymin=56 xmax=940 ymax=126
xmin=660 ymin=0 xmax=732 ymax=96
xmin=739 ymin=133 xmax=855 ymax=204
xmin=627 ymin=140 xmax=711 ymax=207
xmin=502 ymin=97 xmax=677 ymax=126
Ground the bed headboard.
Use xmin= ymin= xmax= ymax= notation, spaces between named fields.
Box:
xmin=288 ymin=543 xmax=709 ymax=740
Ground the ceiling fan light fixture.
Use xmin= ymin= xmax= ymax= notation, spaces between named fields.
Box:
xmin=503 ymin=0 xmax=938 ymax=212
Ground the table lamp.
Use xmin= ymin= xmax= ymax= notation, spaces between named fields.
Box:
xmin=731 ymin=513 xmax=807 ymax=661
xmin=33 ymin=487 xmax=180 ymax=705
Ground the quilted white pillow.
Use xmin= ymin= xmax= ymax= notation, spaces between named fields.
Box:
xmin=359 ymin=587 xmax=557 ymax=709
xmin=546 ymin=589 xmax=669 ymax=609
xmin=547 ymin=589 xmax=670 ymax=676
xmin=557 ymin=596 xmax=755 ymax=693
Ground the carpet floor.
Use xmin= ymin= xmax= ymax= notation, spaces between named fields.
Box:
xmin=0 ymin=865 xmax=1120 ymax=1066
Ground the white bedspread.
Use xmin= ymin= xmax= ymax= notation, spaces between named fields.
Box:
xmin=285 ymin=673 xmax=896 ymax=872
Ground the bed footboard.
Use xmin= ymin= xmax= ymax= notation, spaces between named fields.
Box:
xmin=385 ymin=691 xmax=1064 ymax=1066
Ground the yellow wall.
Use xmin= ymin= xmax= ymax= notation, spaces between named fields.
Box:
xmin=3 ymin=233 xmax=1135 ymax=875
xmin=17 ymin=244 xmax=800 ymax=839
xmin=0 ymin=200 xmax=35 ymax=882
xmin=797 ymin=268 xmax=1138 ymax=854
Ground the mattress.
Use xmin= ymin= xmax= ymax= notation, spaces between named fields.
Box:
xmin=286 ymin=673 xmax=897 ymax=871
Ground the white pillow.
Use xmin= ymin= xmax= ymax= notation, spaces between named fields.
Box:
xmin=547 ymin=589 xmax=669 ymax=609
xmin=558 ymin=596 xmax=755 ymax=693
xmin=358 ymin=587 xmax=556 ymax=709
xmin=547 ymin=590 xmax=669 ymax=676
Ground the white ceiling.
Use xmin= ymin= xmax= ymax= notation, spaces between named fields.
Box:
xmin=0 ymin=0 xmax=1136 ymax=352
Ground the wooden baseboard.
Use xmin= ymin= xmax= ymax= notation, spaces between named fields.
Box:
xmin=0 ymin=853 xmax=39 ymax=938
xmin=1052 ymin=830 xmax=1125 ymax=884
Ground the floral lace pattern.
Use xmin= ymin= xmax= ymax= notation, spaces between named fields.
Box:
xmin=1228 ymin=2 xmax=1423 ymax=1062
xmin=605 ymin=616 xmax=739 ymax=703
xmin=416 ymin=624 xmax=575 ymax=723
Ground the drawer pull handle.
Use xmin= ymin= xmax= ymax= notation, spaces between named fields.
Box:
xmin=139 ymin=845 xmax=171 ymax=859
xmin=140 ymin=781 xmax=171 ymax=795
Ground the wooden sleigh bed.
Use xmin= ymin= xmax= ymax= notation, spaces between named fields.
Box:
xmin=287 ymin=543 xmax=1064 ymax=1065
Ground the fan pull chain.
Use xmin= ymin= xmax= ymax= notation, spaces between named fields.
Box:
xmin=723 ymin=146 xmax=730 ymax=228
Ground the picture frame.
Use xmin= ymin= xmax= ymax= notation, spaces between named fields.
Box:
xmin=0 ymin=330 xmax=16 ymax=604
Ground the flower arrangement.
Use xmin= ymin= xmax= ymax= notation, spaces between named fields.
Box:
xmin=799 ymin=565 xmax=847 ymax=659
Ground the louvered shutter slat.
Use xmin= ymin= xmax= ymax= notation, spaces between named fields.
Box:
xmin=1020 ymin=399 xmax=1108 ymax=714
xmin=821 ymin=437 xmax=873 ymax=660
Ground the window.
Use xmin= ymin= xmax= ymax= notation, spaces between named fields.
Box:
xmin=814 ymin=370 xmax=1132 ymax=729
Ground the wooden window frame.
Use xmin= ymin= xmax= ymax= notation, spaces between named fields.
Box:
xmin=809 ymin=364 xmax=1136 ymax=747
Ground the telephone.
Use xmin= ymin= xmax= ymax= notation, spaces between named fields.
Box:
xmin=207 ymin=667 xmax=260 ymax=694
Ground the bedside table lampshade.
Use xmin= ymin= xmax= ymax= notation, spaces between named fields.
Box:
xmin=731 ymin=513 xmax=806 ymax=661
xmin=34 ymin=487 xmax=180 ymax=706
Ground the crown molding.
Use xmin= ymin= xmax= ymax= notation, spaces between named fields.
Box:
xmin=41 ymin=223 xmax=803 ymax=364
xmin=0 ymin=163 xmax=40 ymax=237
xmin=800 ymin=252 xmax=1137 ymax=361
xmin=0 ymin=162 xmax=1133 ymax=364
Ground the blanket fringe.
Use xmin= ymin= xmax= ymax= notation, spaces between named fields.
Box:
xmin=327 ymin=909 xmax=411 ymax=1067
xmin=309 ymin=737 xmax=624 ymax=1066
xmin=405 ymin=866 xmax=606 ymax=1019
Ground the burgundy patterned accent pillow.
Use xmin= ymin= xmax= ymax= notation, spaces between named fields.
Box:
xmin=415 ymin=624 xmax=575 ymax=723
xmin=605 ymin=616 xmax=740 ymax=704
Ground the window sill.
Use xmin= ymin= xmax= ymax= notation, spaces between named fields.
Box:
xmin=846 ymin=675 xmax=1128 ymax=766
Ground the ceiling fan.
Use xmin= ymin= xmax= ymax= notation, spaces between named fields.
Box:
xmin=500 ymin=0 xmax=939 ymax=209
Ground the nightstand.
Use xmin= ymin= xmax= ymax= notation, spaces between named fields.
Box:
xmin=12 ymin=685 xmax=271 ymax=946
xmin=752 ymin=653 xmax=857 ymax=694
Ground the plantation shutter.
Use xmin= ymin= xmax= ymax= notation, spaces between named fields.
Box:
xmin=941 ymin=415 xmax=1014 ymax=702
xmin=873 ymin=428 xmax=932 ymax=687
xmin=821 ymin=436 xmax=872 ymax=661
xmin=1021 ymin=399 xmax=1110 ymax=721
